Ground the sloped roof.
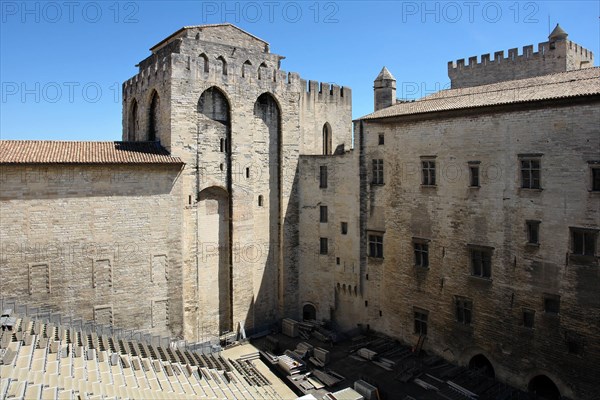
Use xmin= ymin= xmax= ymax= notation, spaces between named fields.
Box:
xmin=150 ymin=23 xmax=268 ymax=53
xmin=548 ymin=23 xmax=568 ymax=40
xmin=0 ymin=141 xmax=183 ymax=164
xmin=359 ymin=67 xmax=600 ymax=121
xmin=375 ymin=66 xmax=396 ymax=81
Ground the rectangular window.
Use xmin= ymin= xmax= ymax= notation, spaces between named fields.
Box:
xmin=469 ymin=246 xmax=492 ymax=279
xmin=414 ymin=309 xmax=428 ymax=335
xmin=413 ymin=240 xmax=429 ymax=268
xmin=320 ymin=205 xmax=328 ymax=223
xmin=368 ymin=234 xmax=384 ymax=258
xmin=372 ymin=159 xmax=384 ymax=185
xmin=523 ymin=309 xmax=535 ymax=328
xmin=526 ymin=220 xmax=540 ymax=245
xmin=341 ymin=222 xmax=348 ymax=235
xmin=455 ymin=297 xmax=473 ymax=325
xmin=378 ymin=134 xmax=384 ymax=145
xmin=421 ymin=159 xmax=436 ymax=186
xmin=571 ymin=228 xmax=598 ymax=256
xmin=592 ymin=166 xmax=600 ymax=192
xmin=319 ymin=166 xmax=328 ymax=188
xmin=544 ymin=294 xmax=560 ymax=314
xmin=469 ymin=165 xmax=480 ymax=187
xmin=319 ymin=238 xmax=328 ymax=255
xmin=520 ymin=157 xmax=541 ymax=189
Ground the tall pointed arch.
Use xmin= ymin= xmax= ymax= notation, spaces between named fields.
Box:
xmin=199 ymin=53 xmax=209 ymax=73
xmin=128 ymin=99 xmax=138 ymax=141
xmin=148 ymin=91 xmax=160 ymax=141
xmin=322 ymin=122 xmax=332 ymax=155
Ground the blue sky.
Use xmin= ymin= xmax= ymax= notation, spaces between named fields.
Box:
xmin=1 ymin=1 xmax=598 ymax=141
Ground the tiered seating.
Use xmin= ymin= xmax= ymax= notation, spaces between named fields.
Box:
xmin=0 ymin=308 xmax=293 ymax=399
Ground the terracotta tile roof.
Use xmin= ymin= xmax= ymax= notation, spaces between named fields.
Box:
xmin=0 ymin=141 xmax=183 ymax=164
xmin=360 ymin=67 xmax=600 ymax=120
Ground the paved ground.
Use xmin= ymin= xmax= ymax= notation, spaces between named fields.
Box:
xmin=251 ymin=328 xmax=533 ymax=400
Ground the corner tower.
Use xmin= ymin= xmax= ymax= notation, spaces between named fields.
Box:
xmin=374 ymin=67 xmax=396 ymax=111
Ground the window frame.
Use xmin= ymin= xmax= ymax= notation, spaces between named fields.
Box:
xmin=591 ymin=164 xmax=600 ymax=192
xmin=319 ymin=165 xmax=328 ymax=188
xmin=468 ymin=245 xmax=493 ymax=279
xmin=421 ymin=157 xmax=436 ymax=186
xmin=372 ymin=159 xmax=384 ymax=185
xmin=455 ymin=297 xmax=473 ymax=326
xmin=468 ymin=161 xmax=480 ymax=188
xmin=368 ymin=233 xmax=384 ymax=259
xmin=413 ymin=238 xmax=430 ymax=268
xmin=526 ymin=220 xmax=541 ymax=246
xmin=378 ymin=133 xmax=385 ymax=145
xmin=543 ymin=294 xmax=560 ymax=315
xmin=569 ymin=227 xmax=598 ymax=263
xmin=519 ymin=154 xmax=542 ymax=190
xmin=413 ymin=308 xmax=428 ymax=335
xmin=341 ymin=222 xmax=348 ymax=235
xmin=319 ymin=237 xmax=328 ymax=255
xmin=320 ymin=205 xmax=328 ymax=223
xmin=522 ymin=308 xmax=535 ymax=329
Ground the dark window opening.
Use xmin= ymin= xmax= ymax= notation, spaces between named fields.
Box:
xmin=414 ymin=310 xmax=428 ymax=335
xmin=521 ymin=158 xmax=541 ymax=189
xmin=470 ymin=247 xmax=492 ymax=278
xmin=378 ymin=134 xmax=384 ymax=145
xmin=592 ymin=167 xmax=600 ymax=191
xmin=455 ymin=297 xmax=472 ymax=325
xmin=320 ymin=205 xmax=328 ymax=223
xmin=199 ymin=53 xmax=209 ymax=73
xmin=469 ymin=165 xmax=480 ymax=187
xmin=365 ymin=301 xmax=368 ymax=307
xmin=319 ymin=166 xmax=328 ymax=188
xmin=336 ymin=257 xmax=340 ymax=265
xmin=544 ymin=295 xmax=560 ymax=314
xmin=422 ymin=159 xmax=436 ymax=186
xmin=322 ymin=123 xmax=332 ymax=155
xmin=571 ymin=228 xmax=597 ymax=256
xmin=368 ymin=234 xmax=383 ymax=258
xmin=372 ymin=159 xmax=384 ymax=185
xmin=258 ymin=195 xmax=263 ymax=207
xmin=217 ymin=56 xmax=227 ymax=75
xmin=523 ymin=309 xmax=535 ymax=328
xmin=414 ymin=241 xmax=429 ymax=268
xmin=149 ymin=91 xmax=160 ymax=141
xmin=220 ymin=138 xmax=224 ymax=152
xmin=341 ymin=222 xmax=348 ymax=235
xmin=320 ymin=238 xmax=328 ymax=255
xmin=526 ymin=220 xmax=540 ymax=245
xmin=246 ymin=167 xmax=250 ymax=178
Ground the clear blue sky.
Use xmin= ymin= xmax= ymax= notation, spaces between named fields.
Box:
xmin=1 ymin=1 xmax=598 ymax=141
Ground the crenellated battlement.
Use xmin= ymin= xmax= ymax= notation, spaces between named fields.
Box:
xmin=448 ymin=37 xmax=594 ymax=88
xmin=123 ymin=54 xmax=172 ymax=98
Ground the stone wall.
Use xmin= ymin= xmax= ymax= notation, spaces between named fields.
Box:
xmin=448 ymin=39 xmax=594 ymax=88
xmin=359 ymin=100 xmax=600 ymax=399
xmin=122 ymin=24 xmax=353 ymax=340
xmin=0 ymin=163 xmax=184 ymax=338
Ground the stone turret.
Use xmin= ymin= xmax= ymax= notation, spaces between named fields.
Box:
xmin=374 ymin=67 xmax=396 ymax=111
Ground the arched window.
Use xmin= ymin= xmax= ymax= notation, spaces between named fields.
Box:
xmin=242 ymin=60 xmax=252 ymax=78
xmin=199 ymin=53 xmax=209 ymax=73
xmin=128 ymin=99 xmax=138 ymax=141
xmin=258 ymin=62 xmax=268 ymax=80
xmin=322 ymin=123 xmax=332 ymax=155
xmin=302 ymin=304 xmax=316 ymax=321
xmin=149 ymin=91 xmax=160 ymax=141
xmin=217 ymin=56 xmax=227 ymax=76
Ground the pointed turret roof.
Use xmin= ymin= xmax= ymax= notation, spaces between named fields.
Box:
xmin=375 ymin=66 xmax=396 ymax=81
xmin=548 ymin=24 xmax=568 ymax=41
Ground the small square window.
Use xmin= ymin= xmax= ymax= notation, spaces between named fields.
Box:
xmin=526 ymin=220 xmax=540 ymax=245
xmin=413 ymin=240 xmax=429 ymax=268
xmin=421 ymin=158 xmax=436 ymax=186
xmin=544 ymin=294 xmax=560 ymax=314
xmin=341 ymin=222 xmax=348 ymax=235
xmin=368 ymin=234 xmax=384 ymax=258
xmin=320 ymin=238 xmax=328 ymax=255
xmin=378 ymin=134 xmax=384 ymax=145
xmin=320 ymin=205 xmax=328 ymax=223
xmin=520 ymin=156 xmax=542 ymax=189
xmin=523 ymin=309 xmax=535 ymax=328
xmin=469 ymin=165 xmax=480 ymax=187
xmin=469 ymin=246 xmax=492 ymax=279
xmin=455 ymin=297 xmax=473 ymax=325
xmin=414 ymin=309 xmax=428 ymax=335
xmin=319 ymin=166 xmax=328 ymax=188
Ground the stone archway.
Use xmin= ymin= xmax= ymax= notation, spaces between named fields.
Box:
xmin=468 ymin=354 xmax=495 ymax=379
xmin=528 ymin=375 xmax=561 ymax=400
xmin=303 ymin=304 xmax=317 ymax=321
